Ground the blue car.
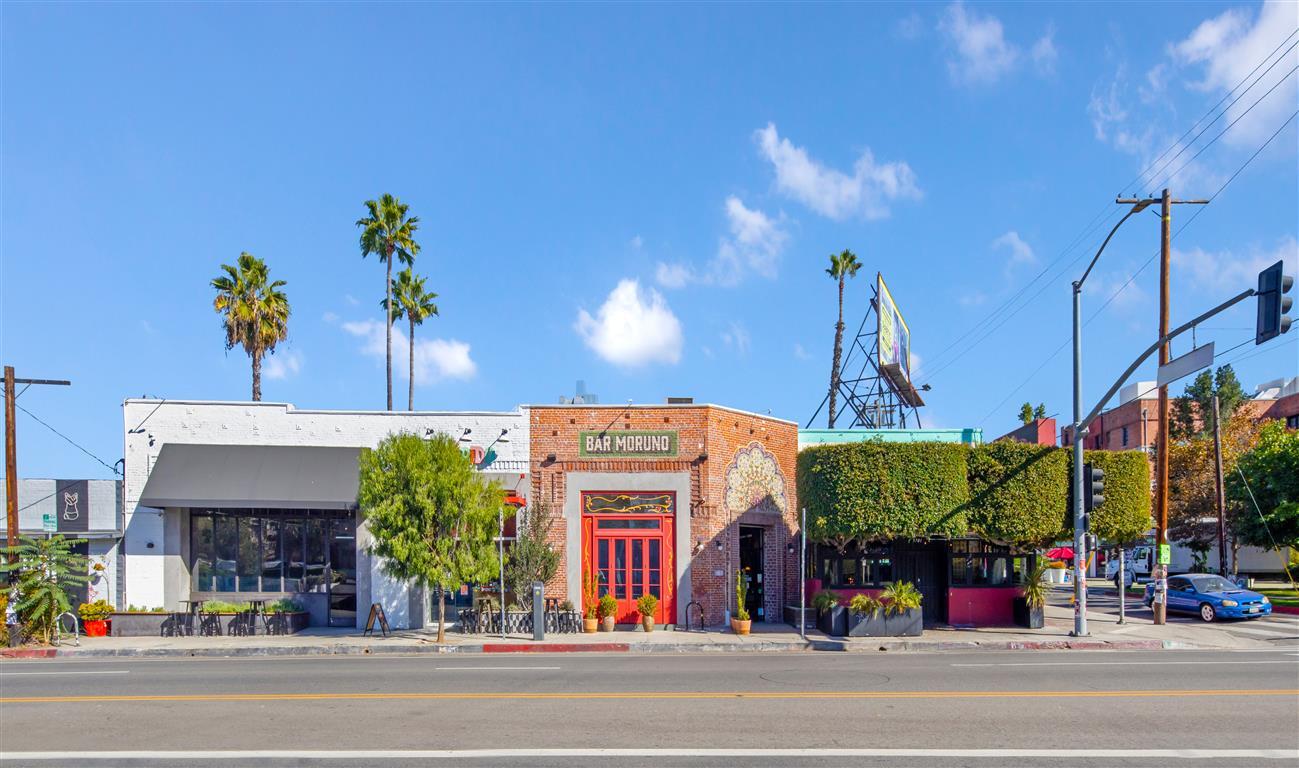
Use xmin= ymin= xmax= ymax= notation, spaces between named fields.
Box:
xmin=1144 ymin=573 xmax=1272 ymax=622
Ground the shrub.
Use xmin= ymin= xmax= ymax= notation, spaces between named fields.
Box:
xmin=202 ymin=600 xmax=250 ymax=613
xmin=559 ymin=599 xmax=575 ymax=613
xmin=597 ymin=593 xmax=618 ymax=620
xmin=0 ymin=535 xmax=90 ymax=644
xmin=967 ymin=442 xmax=1068 ymax=546
xmin=582 ymin=569 xmax=599 ymax=619
xmin=881 ymin=581 xmax=923 ymax=615
xmin=636 ymin=593 xmax=658 ymax=618
xmin=848 ymin=593 xmax=882 ymax=616
xmin=266 ymin=599 xmax=305 ymax=614
xmin=78 ymin=600 xmax=113 ymax=621
xmin=799 ymin=441 xmax=969 ymax=543
xmin=812 ymin=590 xmax=840 ymax=614
xmin=734 ymin=571 xmax=750 ymax=622
xmin=1080 ymin=450 xmax=1152 ymax=545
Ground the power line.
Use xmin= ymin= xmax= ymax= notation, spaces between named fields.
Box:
xmin=13 ymin=402 xmax=122 ymax=477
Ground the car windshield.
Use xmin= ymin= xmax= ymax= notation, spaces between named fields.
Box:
xmin=1193 ymin=576 xmax=1237 ymax=593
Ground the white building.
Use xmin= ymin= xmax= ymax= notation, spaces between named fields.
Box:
xmin=122 ymin=399 xmax=529 ymax=630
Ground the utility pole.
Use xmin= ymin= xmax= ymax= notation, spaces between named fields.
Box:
xmin=1115 ymin=189 xmax=1206 ymax=625
xmin=4 ymin=366 xmax=72 ymax=646
xmin=1212 ymin=395 xmax=1228 ymax=576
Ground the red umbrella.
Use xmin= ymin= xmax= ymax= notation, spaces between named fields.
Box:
xmin=1045 ymin=547 xmax=1075 ymax=560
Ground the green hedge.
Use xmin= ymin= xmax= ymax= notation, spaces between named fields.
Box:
xmin=798 ymin=440 xmax=1151 ymax=547
xmin=798 ymin=441 xmax=970 ymax=542
xmin=967 ymin=442 xmax=1069 ymax=546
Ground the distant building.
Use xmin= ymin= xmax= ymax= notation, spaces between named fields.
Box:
xmin=559 ymin=380 xmax=599 ymax=405
xmin=993 ymin=417 xmax=1057 ymax=447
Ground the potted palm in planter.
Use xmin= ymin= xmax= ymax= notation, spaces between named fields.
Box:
xmin=880 ymin=581 xmax=923 ymax=636
xmin=637 ymin=593 xmax=658 ymax=633
xmin=846 ymin=593 xmax=886 ymax=637
xmin=812 ymin=590 xmax=846 ymax=636
xmin=730 ymin=571 xmax=752 ymax=635
xmin=598 ymin=593 xmax=618 ymax=632
xmin=581 ymin=568 xmax=600 ymax=633
xmin=1014 ymin=562 xmax=1049 ymax=629
xmin=78 ymin=599 xmax=114 ymax=637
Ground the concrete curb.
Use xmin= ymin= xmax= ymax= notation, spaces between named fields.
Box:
xmin=3 ymin=636 xmax=1200 ymax=659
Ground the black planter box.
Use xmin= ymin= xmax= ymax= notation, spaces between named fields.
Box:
xmin=816 ymin=605 xmax=847 ymax=637
xmin=849 ymin=608 xmax=922 ymax=637
xmin=1013 ymin=597 xmax=1045 ymax=629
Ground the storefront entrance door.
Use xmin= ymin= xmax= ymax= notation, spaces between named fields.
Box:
xmin=583 ymin=492 xmax=675 ymax=625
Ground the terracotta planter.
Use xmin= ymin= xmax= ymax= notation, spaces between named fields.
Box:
xmin=583 ymin=617 xmax=599 ymax=633
xmin=82 ymin=619 xmax=109 ymax=637
xmin=730 ymin=618 xmax=751 ymax=635
xmin=600 ymin=616 xmax=615 ymax=632
xmin=641 ymin=616 xmax=655 ymax=633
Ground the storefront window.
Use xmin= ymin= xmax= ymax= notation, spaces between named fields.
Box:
xmin=813 ymin=544 xmax=894 ymax=588
xmin=190 ymin=509 xmax=350 ymax=594
xmin=950 ymin=540 xmax=1026 ymax=588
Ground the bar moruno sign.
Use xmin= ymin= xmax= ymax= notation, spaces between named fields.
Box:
xmin=580 ymin=430 xmax=678 ymax=458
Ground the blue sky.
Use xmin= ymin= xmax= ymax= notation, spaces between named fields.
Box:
xmin=2 ymin=1 xmax=1296 ymax=479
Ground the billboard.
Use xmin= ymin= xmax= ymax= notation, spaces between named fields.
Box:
xmin=877 ymin=273 xmax=911 ymax=383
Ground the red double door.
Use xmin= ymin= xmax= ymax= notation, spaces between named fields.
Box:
xmin=585 ymin=516 xmax=674 ymax=624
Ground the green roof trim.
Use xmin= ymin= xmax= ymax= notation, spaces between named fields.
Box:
xmin=799 ymin=428 xmax=983 ymax=448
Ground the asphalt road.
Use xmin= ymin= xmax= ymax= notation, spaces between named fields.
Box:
xmin=2 ymin=647 xmax=1298 ymax=767
xmin=1050 ymin=586 xmax=1299 ymax=645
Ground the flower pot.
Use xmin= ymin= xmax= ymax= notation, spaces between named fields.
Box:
xmin=816 ymin=605 xmax=847 ymax=637
xmin=1013 ymin=597 xmax=1045 ymax=629
xmin=641 ymin=616 xmax=655 ymax=633
xmin=730 ymin=618 xmax=751 ymax=635
xmin=600 ymin=616 xmax=615 ymax=632
xmin=82 ymin=619 xmax=109 ymax=638
xmin=583 ymin=617 xmax=599 ymax=633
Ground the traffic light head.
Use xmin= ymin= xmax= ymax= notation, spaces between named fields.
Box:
xmin=1084 ymin=463 xmax=1106 ymax=513
xmin=1256 ymin=259 xmax=1294 ymax=345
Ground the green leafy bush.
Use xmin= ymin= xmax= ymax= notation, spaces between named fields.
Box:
xmin=559 ymin=599 xmax=575 ymax=613
xmin=78 ymin=600 xmax=113 ymax=621
xmin=202 ymin=600 xmax=249 ymax=613
xmin=967 ymin=442 xmax=1068 ymax=545
xmin=267 ymin=599 xmax=305 ymax=614
xmin=1080 ymin=450 xmax=1152 ymax=544
xmin=798 ymin=441 xmax=969 ymax=543
xmin=812 ymin=590 xmax=840 ymax=614
xmin=881 ymin=581 xmax=923 ymax=615
xmin=636 ymin=593 xmax=658 ymax=617
xmin=848 ymin=593 xmax=882 ymax=616
xmin=1021 ymin=562 xmax=1050 ymax=609
xmin=0 ymin=535 xmax=90 ymax=644
xmin=597 ymin=593 xmax=618 ymax=620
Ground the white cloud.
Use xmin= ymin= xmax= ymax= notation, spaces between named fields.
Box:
xmin=264 ymin=349 xmax=303 ymax=381
xmin=720 ymin=322 xmax=751 ymax=356
xmin=1174 ymin=236 xmax=1298 ymax=294
xmin=937 ymin=2 xmax=1019 ymax=85
xmin=894 ymin=12 xmax=925 ymax=41
xmin=344 ymin=294 xmax=359 ymax=306
xmin=1171 ymin=1 xmax=1298 ymax=148
xmin=959 ymin=290 xmax=989 ymax=308
xmin=322 ymin=311 xmax=339 ymax=324
xmin=793 ymin=343 xmax=812 ymax=360
xmin=575 ymin=279 xmax=684 ymax=367
xmin=992 ymin=230 xmax=1037 ymax=274
xmin=755 ymin=123 xmax=921 ymax=221
xmin=655 ymin=196 xmax=788 ymax=288
xmin=1031 ymin=26 xmax=1058 ymax=76
xmin=1087 ymin=79 xmax=1128 ymax=141
xmin=342 ymin=319 xmax=477 ymax=384
xmin=629 ymin=235 xmax=644 ymax=250
xmin=1083 ymin=271 xmax=1148 ymax=311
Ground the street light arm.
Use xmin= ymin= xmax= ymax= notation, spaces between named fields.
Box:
xmin=1076 ymin=287 xmax=1255 ymax=432
xmin=1078 ymin=201 xmax=1153 ymax=289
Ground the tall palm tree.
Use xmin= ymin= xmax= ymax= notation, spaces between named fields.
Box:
xmin=381 ymin=268 xmax=440 ymax=411
xmin=211 ymin=252 xmax=290 ymax=401
xmin=825 ymin=249 xmax=861 ymax=429
xmin=356 ymin=194 xmax=421 ymax=410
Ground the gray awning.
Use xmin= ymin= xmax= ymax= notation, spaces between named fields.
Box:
xmin=138 ymin=444 xmax=361 ymax=510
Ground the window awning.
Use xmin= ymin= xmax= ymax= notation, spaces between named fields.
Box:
xmin=137 ymin=444 xmax=361 ymax=510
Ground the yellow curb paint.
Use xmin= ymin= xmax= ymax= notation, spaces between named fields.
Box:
xmin=1 ymin=688 xmax=1295 ymax=705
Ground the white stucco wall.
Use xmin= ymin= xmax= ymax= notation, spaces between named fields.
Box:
xmin=122 ymin=399 xmax=530 ymax=626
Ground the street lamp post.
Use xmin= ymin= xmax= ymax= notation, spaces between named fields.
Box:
xmin=1071 ymin=199 xmax=1152 ymax=638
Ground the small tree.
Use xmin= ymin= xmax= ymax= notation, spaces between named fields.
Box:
xmin=1168 ymin=413 xmax=1264 ymax=556
xmin=504 ymin=498 xmax=561 ymax=609
xmin=1034 ymin=403 xmax=1047 ymax=420
xmin=358 ymin=432 xmax=509 ymax=642
xmin=1229 ymin=421 xmax=1299 ymax=553
xmin=1018 ymin=403 xmax=1034 ymax=425
xmin=0 ymin=535 xmax=90 ymax=645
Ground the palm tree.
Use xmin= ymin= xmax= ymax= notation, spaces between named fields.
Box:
xmin=825 ymin=249 xmax=862 ymax=429
xmin=381 ymin=268 xmax=440 ymax=411
xmin=356 ymin=194 xmax=421 ymax=410
xmin=211 ymin=252 xmax=290 ymax=401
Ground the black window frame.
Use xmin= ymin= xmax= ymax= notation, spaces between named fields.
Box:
xmin=190 ymin=508 xmax=351 ymax=595
xmin=949 ymin=539 xmax=1029 ymax=589
xmin=810 ymin=542 xmax=895 ymax=589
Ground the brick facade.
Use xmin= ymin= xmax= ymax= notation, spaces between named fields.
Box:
xmin=530 ymin=404 xmax=798 ymax=627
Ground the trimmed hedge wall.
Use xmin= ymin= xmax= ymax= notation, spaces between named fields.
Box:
xmin=798 ymin=441 xmax=970 ymax=542
xmin=967 ymin=442 xmax=1069 ymax=546
xmin=799 ymin=439 xmax=1151 ymax=547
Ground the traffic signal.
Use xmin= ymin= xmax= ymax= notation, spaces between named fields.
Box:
xmin=1084 ymin=463 xmax=1105 ymax=514
xmin=1256 ymin=259 xmax=1293 ymax=345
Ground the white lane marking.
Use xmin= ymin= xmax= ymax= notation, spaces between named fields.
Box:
xmin=433 ymin=666 xmax=561 ymax=671
xmin=951 ymin=660 xmax=1297 ymax=667
xmin=0 ymin=670 xmax=130 ymax=677
xmin=0 ymin=748 xmax=1294 ymax=760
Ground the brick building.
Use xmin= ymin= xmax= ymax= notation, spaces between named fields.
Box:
xmin=530 ymin=402 xmax=798 ymax=628
xmin=993 ymin=417 xmax=1057 ymax=446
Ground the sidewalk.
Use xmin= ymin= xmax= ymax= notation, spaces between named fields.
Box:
xmin=3 ymin=601 xmax=1273 ymax=659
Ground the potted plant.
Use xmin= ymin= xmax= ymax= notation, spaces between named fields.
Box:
xmin=598 ymin=593 xmax=618 ymax=632
xmin=1014 ymin=562 xmax=1049 ymax=629
xmin=637 ymin=593 xmax=658 ymax=632
xmin=846 ymin=593 xmax=886 ymax=637
xmin=731 ymin=571 xmax=752 ymax=635
xmin=582 ymin=568 xmax=600 ymax=633
xmin=880 ymin=581 xmax=923 ymax=637
xmin=812 ymin=590 xmax=846 ymax=636
xmin=78 ymin=599 xmax=113 ymax=637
